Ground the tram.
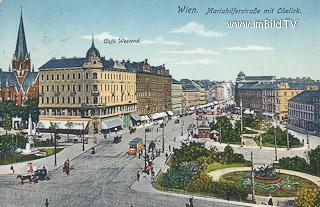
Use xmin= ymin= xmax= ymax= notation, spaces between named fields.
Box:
xmin=128 ymin=137 xmax=143 ymax=154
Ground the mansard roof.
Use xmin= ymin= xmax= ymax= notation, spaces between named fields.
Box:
xmin=289 ymin=90 xmax=316 ymax=104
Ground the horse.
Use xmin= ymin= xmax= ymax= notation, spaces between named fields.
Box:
xmin=17 ymin=175 xmax=33 ymax=184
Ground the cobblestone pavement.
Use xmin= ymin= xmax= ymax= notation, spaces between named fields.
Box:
xmin=0 ymin=111 xmax=318 ymax=206
xmin=0 ymin=114 xmax=253 ymax=207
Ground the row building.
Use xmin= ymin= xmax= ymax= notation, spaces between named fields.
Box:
xmin=37 ymin=38 xmax=171 ymax=133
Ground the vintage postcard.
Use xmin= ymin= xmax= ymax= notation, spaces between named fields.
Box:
xmin=0 ymin=0 xmax=319 ymax=206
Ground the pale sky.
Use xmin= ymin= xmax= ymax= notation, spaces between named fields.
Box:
xmin=0 ymin=0 xmax=319 ymax=82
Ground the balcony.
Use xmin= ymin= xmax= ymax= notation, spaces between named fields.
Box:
xmin=91 ymin=91 xmax=100 ymax=96
xmin=70 ymin=91 xmax=76 ymax=96
xmin=54 ymin=92 xmax=61 ymax=96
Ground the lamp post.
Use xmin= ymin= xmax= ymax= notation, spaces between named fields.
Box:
xmin=274 ymin=122 xmax=278 ymax=161
xmin=286 ymin=126 xmax=290 ymax=150
xmin=251 ymin=151 xmax=255 ymax=203
xmin=82 ymin=122 xmax=85 ymax=151
xmin=240 ymin=98 xmax=243 ymax=147
xmin=144 ymin=128 xmax=147 ymax=172
xmin=162 ymin=125 xmax=165 ymax=153
xmin=306 ymin=121 xmax=310 ymax=148
xmin=54 ymin=131 xmax=57 ymax=167
xmin=181 ymin=118 xmax=183 ymax=136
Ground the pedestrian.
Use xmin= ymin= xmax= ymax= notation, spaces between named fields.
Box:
xmin=169 ymin=145 xmax=171 ymax=152
xmin=10 ymin=165 xmax=14 ymax=174
xmin=157 ymin=128 xmax=158 ymax=132
xmin=268 ymin=194 xmax=273 ymax=205
xmin=138 ymin=152 xmax=141 ymax=159
xmin=165 ymin=152 xmax=168 ymax=160
xmin=189 ymin=196 xmax=193 ymax=207
xmin=137 ymin=172 xmax=140 ymax=181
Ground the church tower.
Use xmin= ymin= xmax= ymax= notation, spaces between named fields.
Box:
xmin=12 ymin=9 xmax=31 ymax=84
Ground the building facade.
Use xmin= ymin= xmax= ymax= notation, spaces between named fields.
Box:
xmin=0 ymin=11 xmax=38 ymax=105
xmin=182 ymin=84 xmax=201 ymax=113
xmin=38 ymin=39 xmax=136 ymax=133
xmin=236 ymin=81 xmax=320 ymax=121
xmin=133 ymin=60 xmax=172 ymax=115
xmin=288 ymin=90 xmax=316 ymax=132
xmin=171 ymin=79 xmax=183 ymax=116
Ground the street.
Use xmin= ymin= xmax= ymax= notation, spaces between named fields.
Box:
xmin=0 ymin=114 xmax=252 ymax=207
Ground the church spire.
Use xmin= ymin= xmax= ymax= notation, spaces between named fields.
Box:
xmin=15 ymin=8 xmax=28 ymax=59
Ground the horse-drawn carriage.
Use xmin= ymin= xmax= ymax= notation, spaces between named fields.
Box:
xmin=129 ymin=127 xmax=136 ymax=134
xmin=17 ymin=167 xmax=51 ymax=184
xmin=113 ymin=135 xmax=122 ymax=143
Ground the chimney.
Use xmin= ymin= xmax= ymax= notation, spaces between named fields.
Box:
xmin=127 ymin=59 xmax=130 ymax=63
xmin=161 ymin=64 xmax=166 ymax=74
xmin=61 ymin=56 xmax=66 ymax=59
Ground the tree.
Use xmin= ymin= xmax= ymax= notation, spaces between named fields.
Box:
xmin=3 ymin=115 xmax=12 ymax=134
xmin=65 ymin=121 xmax=74 ymax=142
xmin=307 ymin=146 xmax=320 ymax=176
xmin=148 ymin=140 xmax=156 ymax=152
xmin=295 ymin=188 xmax=320 ymax=207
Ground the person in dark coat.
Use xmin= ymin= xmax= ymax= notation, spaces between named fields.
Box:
xmin=137 ymin=172 xmax=140 ymax=181
xmin=268 ymin=194 xmax=273 ymax=205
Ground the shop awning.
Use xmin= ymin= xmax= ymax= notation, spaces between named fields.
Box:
xmin=37 ymin=120 xmax=88 ymax=130
xmin=167 ymin=111 xmax=174 ymax=116
xmin=141 ymin=115 xmax=150 ymax=121
xmin=189 ymin=106 xmax=195 ymax=111
xmin=263 ymin=112 xmax=275 ymax=117
xmin=158 ymin=112 xmax=167 ymax=118
xmin=101 ymin=118 xmax=124 ymax=130
xmin=130 ymin=113 xmax=142 ymax=121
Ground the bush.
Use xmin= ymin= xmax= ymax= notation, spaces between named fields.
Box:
xmin=159 ymin=166 xmax=194 ymax=189
xmin=295 ymin=188 xmax=320 ymax=207
xmin=279 ymin=146 xmax=320 ymax=176
xmin=185 ymin=173 xmax=250 ymax=201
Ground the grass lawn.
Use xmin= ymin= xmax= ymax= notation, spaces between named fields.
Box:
xmin=166 ymin=156 xmax=173 ymax=167
xmin=206 ymin=162 xmax=251 ymax=173
xmin=254 ymin=140 xmax=303 ymax=148
xmin=220 ymin=171 xmax=317 ymax=197
xmin=0 ymin=148 xmax=64 ymax=165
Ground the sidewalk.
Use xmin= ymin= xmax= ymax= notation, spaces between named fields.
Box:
xmin=0 ymin=137 xmax=97 ymax=175
xmin=131 ymin=136 xmax=259 ymax=207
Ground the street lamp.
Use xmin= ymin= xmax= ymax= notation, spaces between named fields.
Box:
xmin=274 ymin=122 xmax=278 ymax=161
xmin=240 ymin=98 xmax=243 ymax=147
xmin=82 ymin=122 xmax=85 ymax=151
xmin=162 ymin=125 xmax=165 ymax=153
xmin=181 ymin=118 xmax=183 ymax=136
xmin=144 ymin=128 xmax=147 ymax=172
xmin=54 ymin=131 xmax=57 ymax=167
xmin=286 ymin=127 xmax=290 ymax=150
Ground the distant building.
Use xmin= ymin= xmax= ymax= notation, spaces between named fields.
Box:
xmin=132 ymin=60 xmax=172 ymax=116
xmin=0 ymin=11 xmax=38 ymax=105
xmin=171 ymin=79 xmax=183 ymax=115
xmin=197 ymin=125 xmax=211 ymax=138
xmin=182 ymin=83 xmax=201 ymax=113
xmin=288 ymin=90 xmax=319 ymax=132
xmin=215 ymin=85 xmax=225 ymax=101
xmin=235 ymin=71 xmax=276 ymax=89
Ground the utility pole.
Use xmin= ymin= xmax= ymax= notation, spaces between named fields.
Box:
xmin=306 ymin=122 xmax=310 ymax=149
xmin=251 ymin=151 xmax=255 ymax=203
xmin=219 ymin=125 xmax=222 ymax=144
xmin=240 ymin=98 xmax=243 ymax=147
xmin=274 ymin=124 xmax=278 ymax=161
xmin=286 ymin=127 xmax=289 ymax=150
xmin=162 ymin=126 xmax=164 ymax=153
xmin=54 ymin=131 xmax=57 ymax=167
xmin=82 ymin=122 xmax=85 ymax=151
xmin=181 ymin=118 xmax=183 ymax=136
xmin=144 ymin=129 xmax=147 ymax=172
